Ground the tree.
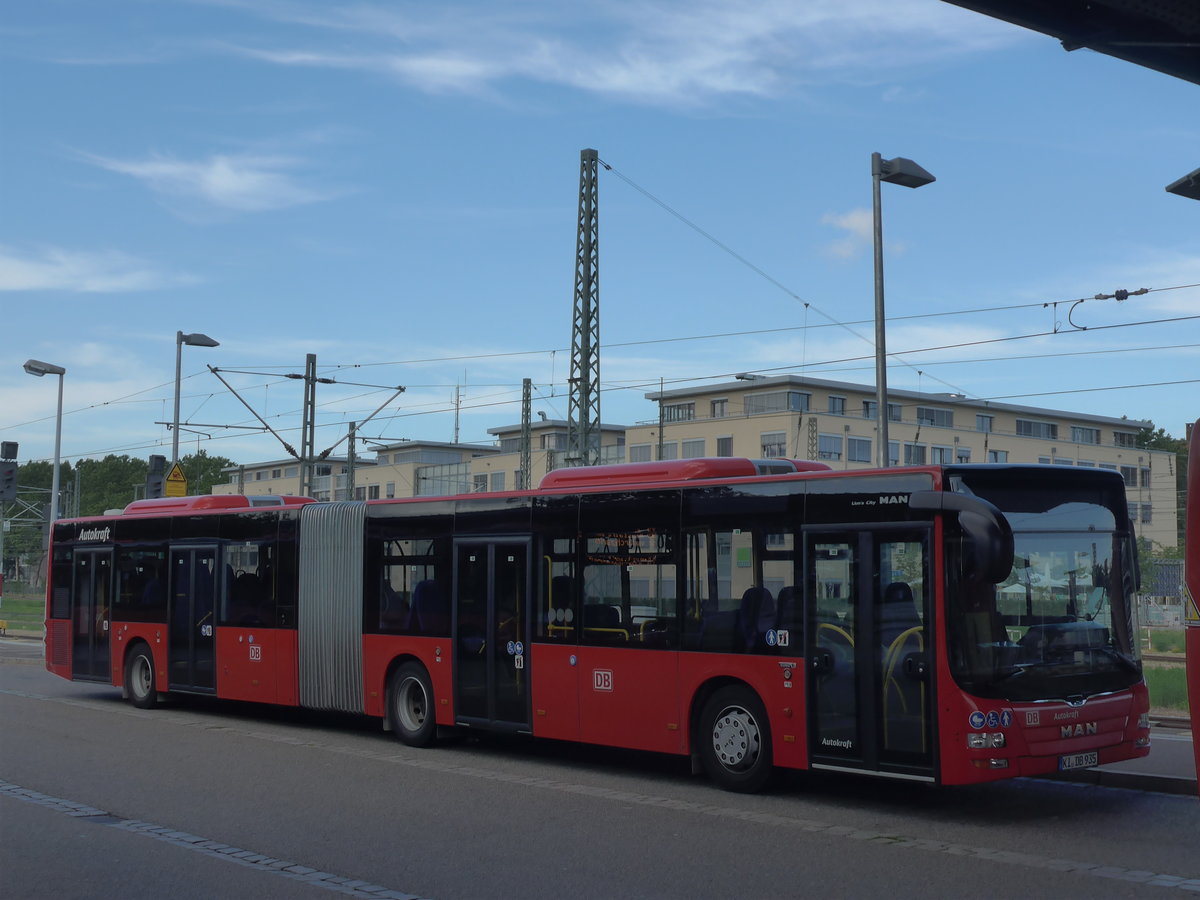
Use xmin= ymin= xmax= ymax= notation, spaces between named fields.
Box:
xmin=180 ymin=450 xmax=235 ymax=496
xmin=1136 ymin=425 xmax=1187 ymax=550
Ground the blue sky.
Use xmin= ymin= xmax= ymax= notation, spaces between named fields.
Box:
xmin=3 ymin=0 xmax=1197 ymax=472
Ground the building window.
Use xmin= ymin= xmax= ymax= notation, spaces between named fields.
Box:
xmin=1141 ymin=467 xmax=1151 ymax=488
xmin=254 ymin=471 xmax=264 ymax=481
xmin=285 ymin=466 xmax=298 ymax=477
xmin=1016 ymin=419 xmax=1057 ymax=440
xmin=887 ymin=403 xmax=902 ymax=422
xmin=681 ymin=438 xmax=705 ymax=459
xmin=716 ymin=436 xmax=733 ymax=457
xmin=1053 ymin=457 xmax=1074 ymax=466
xmin=1141 ymin=504 xmax=1152 ymax=524
xmin=818 ymin=434 xmax=843 ymax=461
xmin=1120 ymin=465 xmax=1138 ymax=487
xmin=385 ymin=482 xmax=396 ymax=498
xmin=916 ymin=407 xmax=953 ymax=428
xmin=988 ymin=449 xmax=1008 ymax=463
xmin=1076 ymin=460 xmax=1094 ymax=468
xmin=976 ymin=414 xmax=993 ymax=433
xmin=1114 ymin=431 xmax=1137 ymax=448
xmin=711 ymin=399 xmax=728 ymax=418
xmin=473 ymin=474 xmax=488 ymax=492
xmin=271 ymin=468 xmax=282 ymax=479
xmin=1038 ymin=457 xmax=1051 ymax=465
xmin=664 ymin=402 xmax=695 ymax=422
xmin=1071 ymin=426 xmax=1100 ymax=444
xmin=888 ymin=441 xmax=900 ymax=466
xmin=629 ymin=444 xmax=652 ymax=463
xmin=847 ymin=436 xmax=872 ymax=462
xmin=863 ymin=400 xmax=877 ymax=419
xmin=761 ymin=431 xmax=787 ymax=458
xmin=354 ymin=487 xmax=366 ymax=500
xmin=658 ymin=442 xmax=678 ymax=461
xmin=491 ymin=472 xmax=505 ymax=492
xmin=746 ymin=390 xmax=809 ymax=415
xmin=904 ymin=443 xmax=926 ymax=465
xmin=955 ymin=446 xmax=972 ymax=464
xmin=930 ymin=446 xmax=952 ymax=465
xmin=827 ymin=396 xmax=846 ymax=415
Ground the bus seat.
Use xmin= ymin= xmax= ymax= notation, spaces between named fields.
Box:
xmin=406 ymin=580 xmax=448 ymax=635
xmin=737 ymin=586 xmax=774 ymax=650
xmin=582 ymin=604 xmax=627 ymax=642
xmin=879 ymin=582 xmax=922 ymax=648
xmin=380 ymin=581 xmax=406 ymax=629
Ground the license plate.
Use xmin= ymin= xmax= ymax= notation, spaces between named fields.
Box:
xmin=1058 ymin=751 xmax=1098 ymax=771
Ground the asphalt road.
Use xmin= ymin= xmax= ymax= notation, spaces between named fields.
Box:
xmin=3 ymin=638 xmax=1199 ymax=899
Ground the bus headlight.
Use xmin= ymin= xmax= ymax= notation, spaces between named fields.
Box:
xmin=967 ymin=732 xmax=1006 ymax=749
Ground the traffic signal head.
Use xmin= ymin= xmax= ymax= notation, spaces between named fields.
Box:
xmin=146 ymin=454 xmax=166 ymax=499
xmin=0 ymin=460 xmax=17 ymax=501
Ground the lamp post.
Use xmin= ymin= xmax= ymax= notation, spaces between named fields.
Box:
xmin=23 ymin=359 xmax=66 ymax=524
xmin=1165 ymin=166 xmax=1200 ymax=201
xmin=872 ymin=152 xmax=936 ymax=467
xmin=173 ymin=331 xmax=220 ymax=465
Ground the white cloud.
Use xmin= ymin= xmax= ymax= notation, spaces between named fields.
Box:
xmin=821 ymin=208 xmax=873 ymax=259
xmin=82 ymin=150 xmax=335 ymax=213
xmin=0 ymin=244 xmax=193 ymax=293
xmin=214 ymin=0 xmax=1027 ymax=106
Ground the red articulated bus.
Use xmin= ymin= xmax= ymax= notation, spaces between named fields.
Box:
xmin=45 ymin=459 xmax=1150 ymax=791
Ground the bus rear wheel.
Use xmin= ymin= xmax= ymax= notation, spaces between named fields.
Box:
xmin=126 ymin=645 xmax=158 ymax=710
xmin=388 ymin=662 xmax=437 ymax=747
xmin=698 ymin=685 xmax=773 ymax=792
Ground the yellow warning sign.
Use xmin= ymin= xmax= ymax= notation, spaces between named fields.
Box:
xmin=165 ymin=462 xmax=188 ymax=498
xmin=1185 ymin=584 xmax=1200 ymax=625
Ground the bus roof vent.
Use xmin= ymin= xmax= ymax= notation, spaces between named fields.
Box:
xmin=538 ymin=457 xmax=831 ymax=491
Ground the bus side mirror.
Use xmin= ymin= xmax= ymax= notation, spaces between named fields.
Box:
xmin=909 ymin=491 xmax=1014 ymax=585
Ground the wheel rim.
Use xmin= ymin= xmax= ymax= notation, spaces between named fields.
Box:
xmin=711 ymin=704 xmax=761 ymax=771
xmin=396 ymin=676 xmax=428 ymax=733
xmin=132 ymin=656 xmax=152 ymax=699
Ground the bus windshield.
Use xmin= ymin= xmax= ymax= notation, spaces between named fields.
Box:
xmin=946 ymin=469 xmax=1141 ymax=702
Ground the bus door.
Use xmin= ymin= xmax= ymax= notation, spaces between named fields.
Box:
xmin=168 ymin=545 xmax=218 ymax=692
xmin=453 ymin=538 xmax=531 ymax=731
xmin=72 ymin=548 xmax=112 ymax=681
xmin=806 ymin=530 xmax=934 ymax=780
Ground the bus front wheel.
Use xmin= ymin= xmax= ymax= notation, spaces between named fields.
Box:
xmin=388 ymin=662 xmax=437 ymax=747
xmin=698 ymin=685 xmax=773 ymax=792
xmin=126 ymin=645 xmax=158 ymax=710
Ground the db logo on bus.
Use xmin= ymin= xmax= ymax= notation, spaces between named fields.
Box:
xmin=593 ymin=669 xmax=614 ymax=692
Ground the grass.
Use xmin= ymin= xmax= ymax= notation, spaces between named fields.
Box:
xmin=1143 ymin=664 xmax=1190 ymax=716
xmin=0 ymin=589 xmax=44 ymax=634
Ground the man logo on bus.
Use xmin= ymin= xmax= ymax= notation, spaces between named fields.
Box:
xmin=593 ymin=669 xmax=613 ymax=692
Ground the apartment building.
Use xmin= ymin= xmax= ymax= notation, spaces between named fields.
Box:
xmin=211 ymin=373 xmax=1178 ymax=549
xmin=626 ymin=375 xmax=1175 ymax=549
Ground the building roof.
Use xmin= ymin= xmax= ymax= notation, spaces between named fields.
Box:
xmin=942 ymin=0 xmax=1200 ymax=87
xmin=645 ymin=374 xmax=1153 ymax=430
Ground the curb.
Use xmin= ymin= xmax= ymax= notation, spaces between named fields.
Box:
xmin=1046 ymin=769 xmax=1198 ymax=796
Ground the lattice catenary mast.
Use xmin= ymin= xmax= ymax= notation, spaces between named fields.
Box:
xmin=567 ymin=148 xmax=601 ymax=467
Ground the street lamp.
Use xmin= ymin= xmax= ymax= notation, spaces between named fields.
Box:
xmin=23 ymin=359 xmax=66 ymax=524
xmin=1166 ymin=166 xmax=1200 ymax=201
xmin=872 ymin=152 xmax=936 ymax=467
xmin=173 ymin=331 xmax=219 ymax=465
